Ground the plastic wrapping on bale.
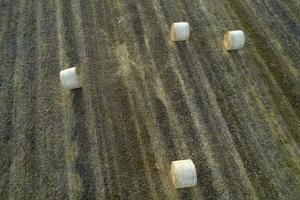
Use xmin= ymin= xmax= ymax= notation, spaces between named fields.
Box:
xmin=170 ymin=159 xmax=197 ymax=188
xmin=60 ymin=67 xmax=82 ymax=90
xmin=224 ymin=30 xmax=245 ymax=50
xmin=171 ymin=22 xmax=190 ymax=41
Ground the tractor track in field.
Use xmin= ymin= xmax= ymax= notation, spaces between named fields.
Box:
xmin=0 ymin=0 xmax=20 ymax=198
xmin=0 ymin=0 xmax=299 ymax=199
xmin=8 ymin=0 xmax=40 ymax=199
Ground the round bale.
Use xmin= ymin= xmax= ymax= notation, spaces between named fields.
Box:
xmin=60 ymin=67 xmax=82 ymax=90
xmin=170 ymin=159 xmax=197 ymax=188
xmin=224 ymin=30 xmax=245 ymax=50
xmin=171 ymin=22 xmax=190 ymax=42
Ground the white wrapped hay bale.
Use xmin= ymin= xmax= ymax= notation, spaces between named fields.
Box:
xmin=170 ymin=159 xmax=197 ymax=188
xmin=224 ymin=30 xmax=245 ymax=50
xmin=60 ymin=67 xmax=82 ymax=90
xmin=171 ymin=22 xmax=190 ymax=41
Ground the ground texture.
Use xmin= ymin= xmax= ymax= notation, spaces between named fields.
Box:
xmin=0 ymin=0 xmax=299 ymax=199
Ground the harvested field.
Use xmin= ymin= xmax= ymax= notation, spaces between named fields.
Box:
xmin=0 ymin=0 xmax=299 ymax=199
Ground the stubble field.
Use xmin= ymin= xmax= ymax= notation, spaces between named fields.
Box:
xmin=0 ymin=0 xmax=299 ymax=199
